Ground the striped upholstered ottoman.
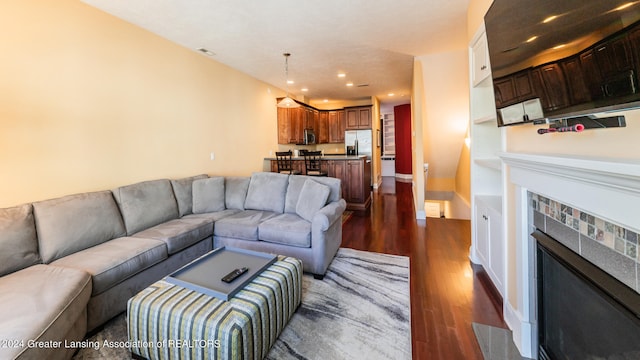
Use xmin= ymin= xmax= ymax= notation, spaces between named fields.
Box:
xmin=127 ymin=256 xmax=302 ymax=360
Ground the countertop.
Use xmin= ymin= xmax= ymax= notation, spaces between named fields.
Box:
xmin=265 ymin=154 xmax=368 ymax=161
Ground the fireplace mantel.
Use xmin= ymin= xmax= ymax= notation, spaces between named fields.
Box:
xmin=500 ymin=152 xmax=640 ymax=233
xmin=496 ymin=152 xmax=640 ymax=358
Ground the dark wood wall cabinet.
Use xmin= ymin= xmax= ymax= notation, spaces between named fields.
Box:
xmin=345 ymin=106 xmax=372 ymax=130
xmin=276 ymin=99 xmax=370 ymax=144
xmin=493 ymin=20 xmax=640 ymax=126
xmin=269 ymin=156 xmax=371 ymax=210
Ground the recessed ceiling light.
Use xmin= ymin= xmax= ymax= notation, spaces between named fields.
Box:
xmin=553 ymin=44 xmax=566 ymax=50
xmin=388 ymin=93 xmax=395 ymax=97
xmin=197 ymin=48 xmax=215 ymax=56
xmin=301 ymin=88 xmax=308 ymax=92
xmin=287 ymin=80 xmax=294 ymax=85
xmin=526 ymin=36 xmax=538 ymax=43
xmin=346 ymin=82 xmax=354 ymax=87
xmin=323 ymin=99 xmax=329 ymax=102
xmin=338 ymin=73 xmax=346 ymax=78
xmin=543 ymin=15 xmax=558 ymax=23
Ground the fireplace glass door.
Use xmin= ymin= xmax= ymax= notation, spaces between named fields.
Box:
xmin=536 ymin=230 xmax=640 ymax=359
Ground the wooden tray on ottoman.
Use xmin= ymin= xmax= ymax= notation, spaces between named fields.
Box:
xmin=165 ymin=246 xmax=277 ymax=301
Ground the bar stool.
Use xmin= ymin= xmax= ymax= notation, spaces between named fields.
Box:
xmin=303 ymin=151 xmax=328 ymax=176
xmin=275 ymin=150 xmax=301 ymax=175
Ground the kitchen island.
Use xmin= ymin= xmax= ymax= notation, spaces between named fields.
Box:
xmin=266 ymin=154 xmax=371 ymax=210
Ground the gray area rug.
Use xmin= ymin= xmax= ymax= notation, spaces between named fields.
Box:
xmin=73 ymin=248 xmax=411 ymax=359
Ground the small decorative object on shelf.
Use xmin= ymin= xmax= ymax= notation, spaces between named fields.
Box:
xmin=538 ymin=124 xmax=584 ymax=135
xmin=534 ymin=115 xmax=626 ymax=135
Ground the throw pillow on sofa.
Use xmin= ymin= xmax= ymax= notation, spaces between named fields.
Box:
xmin=193 ymin=177 xmax=225 ymax=213
xmin=171 ymin=174 xmax=208 ymax=217
xmin=296 ymin=179 xmax=331 ymax=221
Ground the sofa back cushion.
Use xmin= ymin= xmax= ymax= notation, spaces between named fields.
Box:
xmin=225 ymin=177 xmax=250 ymax=210
xmin=171 ymin=174 xmax=208 ymax=217
xmin=0 ymin=204 xmax=41 ymax=276
xmin=33 ymin=191 xmax=127 ymax=263
xmin=285 ymin=175 xmax=342 ymax=213
xmin=112 ymin=179 xmax=179 ymax=235
xmin=192 ymin=177 xmax=226 ymax=213
xmin=244 ymin=172 xmax=289 ymax=213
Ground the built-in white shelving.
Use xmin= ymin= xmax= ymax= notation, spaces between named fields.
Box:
xmin=382 ymin=113 xmax=395 ymax=155
xmin=473 ymin=115 xmax=497 ymax=124
xmin=474 ymin=158 xmax=502 ymax=170
xmin=469 ymin=24 xmax=505 ymax=299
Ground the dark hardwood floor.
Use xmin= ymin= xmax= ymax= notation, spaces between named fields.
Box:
xmin=341 ymin=178 xmax=506 ymax=360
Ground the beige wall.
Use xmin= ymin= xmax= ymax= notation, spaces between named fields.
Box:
xmin=418 ymin=49 xmax=470 ymax=195
xmin=0 ymin=0 xmax=283 ymax=207
xmin=455 ymin=141 xmax=471 ymax=205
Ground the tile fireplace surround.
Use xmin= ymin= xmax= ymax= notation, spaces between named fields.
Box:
xmin=530 ymin=193 xmax=640 ymax=293
xmin=499 ymin=152 xmax=640 ymax=359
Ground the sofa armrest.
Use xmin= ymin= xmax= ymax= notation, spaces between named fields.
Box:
xmin=312 ymin=199 xmax=347 ymax=231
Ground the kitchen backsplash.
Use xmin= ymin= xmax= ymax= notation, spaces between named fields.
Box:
xmin=530 ymin=192 xmax=640 ymax=293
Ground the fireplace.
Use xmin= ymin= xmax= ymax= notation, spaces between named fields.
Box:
xmin=534 ymin=230 xmax=640 ymax=359
xmin=498 ymin=152 xmax=640 ymax=358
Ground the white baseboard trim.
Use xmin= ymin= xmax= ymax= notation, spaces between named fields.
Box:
xmin=504 ymin=300 xmax=536 ymax=359
xmin=416 ymin=210 xmax=426 ymax=220
xmin=395 ymin=173 xmax=413 ymax=181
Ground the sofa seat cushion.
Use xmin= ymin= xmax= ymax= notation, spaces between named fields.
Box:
xmin=214 ymin=210 xmax=279 ymax=241
xmin=51 ymin=237 xmax=167 ymax=296
xmin=258 ymin=213 xmax=312 ymax=248
xmin=184 ymin=209 xmax=241 ymax=222
xmin=0 ymin=264 xmax=91 ymax=360
xmin=133 ymin=218 xmax=213 ymax=255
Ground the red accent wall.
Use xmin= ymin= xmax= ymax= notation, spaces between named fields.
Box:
xmin=394 ymin=104 xmax=412 ymax=175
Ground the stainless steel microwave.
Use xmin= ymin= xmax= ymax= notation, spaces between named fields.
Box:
xmin=303 ymin=128 xmax=316 ymax=145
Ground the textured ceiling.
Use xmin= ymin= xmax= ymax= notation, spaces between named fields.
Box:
xmin=81 ymin=0 xmax=470 ymax=109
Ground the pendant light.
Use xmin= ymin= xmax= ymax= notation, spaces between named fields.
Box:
xmin=277 ymin=53 xmax=301 ymax=108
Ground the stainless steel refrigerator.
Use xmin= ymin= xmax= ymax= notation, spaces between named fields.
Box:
xmin=344 ymin=130 xmax=372 ymax=159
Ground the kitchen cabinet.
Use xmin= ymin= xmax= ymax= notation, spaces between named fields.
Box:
xmin=345 ymin=106 xmax=372 ymax=129
xmin=579 ymin=49 xmax=604 ymax=100
xmin=472 ymin=32 xmax=491 ymax=86
xmin=530 ymin=64 xmax=570 ymax=112
xmin=475 ymin=196 xmax=504 ymax=296
xmin=493 ymin=70 xmax=534 ymax=108
xmin=594 ymin=35 xmax=634 ymax=80
xmin=561 ymin=56 xmax=591 ymax=104
xmin=317 ymin=111 xmax=329 ymax=144
xmin=277 ymin=106 xmax=304 ymax=144
xmin=327 ymin=160 xmax=347 ymax=199
xmin=328 ymin=110 xmax=345 ymax=143
xmin=277 ymin=102 xmax=319 ymax=144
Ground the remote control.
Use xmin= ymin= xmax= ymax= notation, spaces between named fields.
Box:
xmin=221 ymin=267 xmax=248 ymax=283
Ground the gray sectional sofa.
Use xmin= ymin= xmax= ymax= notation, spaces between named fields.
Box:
xmin=0 ymin=172 xmax=345 ymax=360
